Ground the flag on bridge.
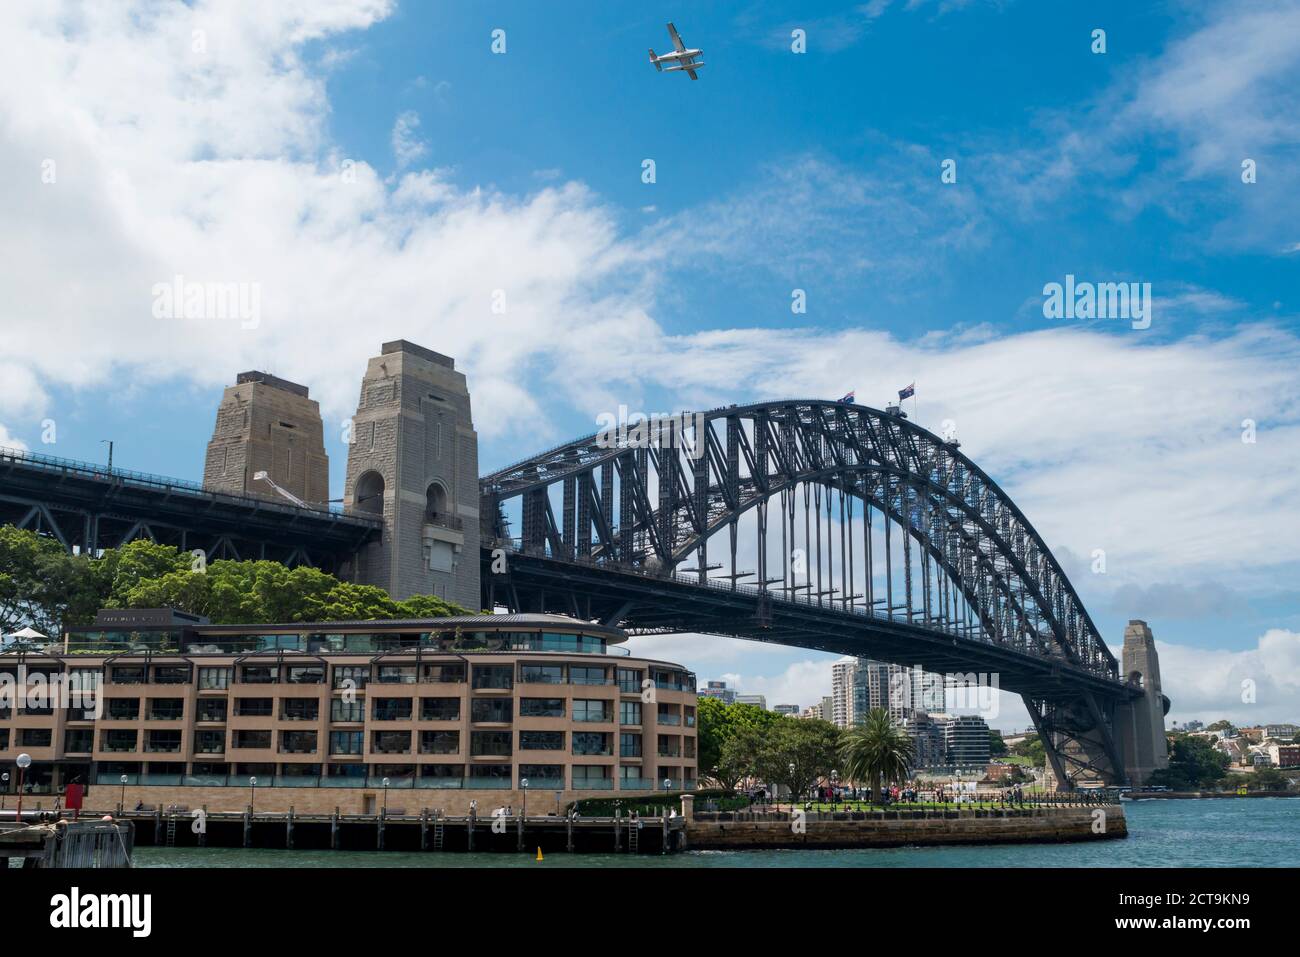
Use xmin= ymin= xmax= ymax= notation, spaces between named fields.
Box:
xmin=898 ymin=383 xmax=915 ymax=400
xmin=838 ymin=391 xmax=855 ymax=404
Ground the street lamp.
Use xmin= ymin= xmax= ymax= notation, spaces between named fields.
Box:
xmin=249 ymin=775 xmax=257 ymax=812
xmin=830 ymin=769 xmax=839 ymax=807
xmin=382 ymin=777 xmax=390 ymax=815
xmin=1 ymin=771 xmax=8 ymax=810
xmin=15 ymin=753 xmax=32 ymax=821
xmin=521 ymin=778 xmax=529 ymax=820
xmin=100 ymin=440 xmax=114 ymax=471
xmin=788 ymin=762 xmax=796 ymax=806
xmin=120 ymin=773 xmax=128 ymax=813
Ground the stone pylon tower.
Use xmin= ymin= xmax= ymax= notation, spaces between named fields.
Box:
xmin=1114 ymin=619 xmax=1170 ymax=785
xmin=343 ymin=341 xmax=480 ymax=608
xmin=203 ymin=372 xmax=329 ymax=506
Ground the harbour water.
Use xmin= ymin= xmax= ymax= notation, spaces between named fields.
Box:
xmin=132 ymin=798 xmax=1298 ymax=868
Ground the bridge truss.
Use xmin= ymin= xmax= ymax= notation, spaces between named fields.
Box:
xmin=481 ymin=400 xmax=1138 ymax=787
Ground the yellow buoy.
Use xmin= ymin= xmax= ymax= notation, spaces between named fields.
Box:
xmin=536 ymin=847 xmax=544 ymax=861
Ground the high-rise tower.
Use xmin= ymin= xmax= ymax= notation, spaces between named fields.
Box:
xmin=203 ymin=372 xmax=329 ymax=505
xmin=343 ymin=341 xmax=480 ymax=608
xmin=1115 ymin=619 xmax=1170 ymax=785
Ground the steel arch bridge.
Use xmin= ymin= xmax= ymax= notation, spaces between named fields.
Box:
xmin=481 ymin=399 xmax=1147 ymax=788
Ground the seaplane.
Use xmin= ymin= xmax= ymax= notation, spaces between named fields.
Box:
xmin=649 ymin=22 xmax=704 ymax=80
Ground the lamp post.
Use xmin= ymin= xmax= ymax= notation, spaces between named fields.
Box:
xmin=100 ymin=439 xmax=113 ymax=471
xmin=15 ymin=753 xmax=32 ymax=821
xmin=120 ymin=773 xmax=128 ymax=813
xmin=382 ymin=777 xmax=390 ymax=815
xmin=788 ymin=762 xmax=796 ymax=807
xmin=830 ymin=769 xmax=839 ymax=808
xmin=521 ymin=778 xmax=529 ymax=820
xmin=249 ymin=775 xmax=257 ymax=812
xmin=1 ymin=771 xmax=8 ymax=810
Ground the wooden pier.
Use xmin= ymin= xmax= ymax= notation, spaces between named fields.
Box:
xmin=97 ymin=805 xmax=688 ymax=855
xmin=0 ymin=818 xmax=135 ymax=868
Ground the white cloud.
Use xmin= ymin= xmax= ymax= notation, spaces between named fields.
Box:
xmin=1160 ymin=630 xmax=1300 ymax=725
xmin=390 ymin=110 xmax=428 ymax=169
xmin=0 ymin=424 xmax=29 ymax=453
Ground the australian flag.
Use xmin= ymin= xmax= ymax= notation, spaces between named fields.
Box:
xmin=898 ymin=383 xmax=915 ymax=400
xmin=838 ymin=390 xmax=855 ymax=404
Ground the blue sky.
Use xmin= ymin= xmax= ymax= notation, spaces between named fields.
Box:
xmin=2 ymin=0 xmax=1299 ymax=726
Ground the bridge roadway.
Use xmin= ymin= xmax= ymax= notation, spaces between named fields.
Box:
xmin=0 ymin=446 xmax=380 ymax=572
xmin=485 ymin=546 xmax=1141 ymax=704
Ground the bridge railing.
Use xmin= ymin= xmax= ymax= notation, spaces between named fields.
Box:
xmin=0 ymin=445 xmax=380 ymax=525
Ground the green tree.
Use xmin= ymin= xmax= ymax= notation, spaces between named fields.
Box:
xmin=695 ymin=698 xmax=780 ymax=788
xmin=0 ymin=525 xmax=102 ymax=638
xmin=1011 ymin=734 xmax=1047 ymax=768
xmin=1148 ymin=734 xmax=1231 ymax=790
xmin=840 ymin=708 xmax=916 ymax=803
xmin=1207 ymin=719 xmax=1236 ymax=733
xmin=1245 ymin=767 xmax=1292 ymax=792
xmin=753 ymin=718 xmax=842 ymax=801
xmin=989 ymin=729 xmax=1008 ymax=757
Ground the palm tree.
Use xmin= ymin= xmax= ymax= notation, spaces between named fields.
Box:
xmin=840 ymin=708 xmax=916 ymax=805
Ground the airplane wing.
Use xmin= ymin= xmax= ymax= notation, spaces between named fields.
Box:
xmin=667 ymin=22 xmax=686 ymax=52
xmin=687 ymin=68 xmax=699 ymax=80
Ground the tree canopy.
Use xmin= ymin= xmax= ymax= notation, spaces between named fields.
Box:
xmin=0 ymin=526 xmax=470 ymax=636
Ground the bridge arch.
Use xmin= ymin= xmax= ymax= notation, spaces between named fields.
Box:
xmin=481 ymin=399 xmax=1115 ymax=682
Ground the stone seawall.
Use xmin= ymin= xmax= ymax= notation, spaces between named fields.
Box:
xmin=684 ymin=805 xmax=1125 ymax=850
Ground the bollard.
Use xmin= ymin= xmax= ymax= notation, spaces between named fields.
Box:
xmin=377 ymin=806 xmax=385 ymax=851
xmin=242 ymin=807 xmax=252 ymax=848
xmin=286 ymin=806 xmax=294 ymax=849
xmin=516 ymin=812 xmax=524 ymax=852
xmin=467 ymin=807 xmax=475 ymax=852
xmin=420 ymin=809 xmax=429 ymax=851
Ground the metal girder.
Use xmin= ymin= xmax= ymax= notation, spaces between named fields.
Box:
xmin=481 ymin=399 xmax=1117 ymax=683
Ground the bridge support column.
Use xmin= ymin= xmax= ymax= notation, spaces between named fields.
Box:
xmin=1113 ymin=620 xmax=1169 ymax=786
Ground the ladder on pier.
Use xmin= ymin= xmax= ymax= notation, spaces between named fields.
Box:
xmin=627 ymin=819 xmax=639 ymax=854
xmin=432 ymin=818 xmax=445 ymax=850
xmin=165 ymin=814 xmax=178 ymax=848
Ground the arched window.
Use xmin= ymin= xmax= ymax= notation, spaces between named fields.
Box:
xmin=355 ymin=471 xmax=385 ymax=516
xmin=426 ymin=483 xmax=448 ymax=524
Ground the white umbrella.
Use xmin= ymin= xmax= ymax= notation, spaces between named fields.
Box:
xmin=7 ymin=627 xmax=47 ymax=640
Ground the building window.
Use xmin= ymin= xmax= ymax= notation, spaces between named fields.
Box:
xmin=64 ymin=729 xmax=94 ymax=753
xmin=280 ymin=730 xmax=318 ymax=754
xmin=518 ymin=764 xmax=563 ymax=786
xmin=572 ymin=732 xmax=611 ymax=756
xmin=153 ymin=666 xmax=190 ymax=684
xmin=518 ymin=663 xmax=564 ymax=684
xmin=108 ymin=698 xmax=140 ymax=720
xmin=573 ymin=700 xmax=611 ymax=723
xmin=519 ymin=697 xmax=564 ymax=718
xmin=519 ymin=730 xmax=565 ymax=751
xmin=330 ymin=698 xmax=364 ymax=722
xmin=196 ymin=698 xmax=227 ymax=722
xmin=147 ymin=698 xmax=184 ymax=721
xmin=198 ymin=667 xmax=231 ymax=690
xmin=657 ymin=735 xmax=681 ymax=758
xmin=421 ymin=662 xmax=465 ymax=683
xmin=239 ymin=665 xmax=278 ymax=684
xmin=372 ymin=698 xmax=412 ymax=721
xmin=235 ymin=697 xmax=273 ymax=717
xmin=620 ymin=733 xmax=642 ymax=758
xmin=617 ymin=668 xmax=644 ymax=693
xmin=287 ymin=666 xmax=324 ymax=685
xmin=377 ymin=665 xmax=417 ymax=684
xmin=372 ymin=731 xmax=411 ymax=754
xmin=194 ymin=730 xmax=225 ymax=754
xmin=110 ymin=666 xmax=146 ymax=685
xmin=145 ymin=730 xmax=182 ymax=753
xmin=419 ymin=730 xmax=459 ymax=755
xmin=572 ymin=765 xmax=611 ymax=784
xmin=101 ymin=729 xmax=137 ymax=753
xmin=420 ymin=697 xmax=460 ymax=721
xmin=570 ymin=665 xmax=608 ymax=686
xmin=280 ymin=699 xmax=319 ymax=721
xmin=333 ymin=665 xmax=369 ymax=689
xmin=472 ymin=665 xmax=513 ymax=691
xmin=470 ymin=698 xmax=512 ymax=723
xmin=470 ymin=731 xmax=512 ymax=757
xmin=232 ymin=730 xmax=272 ymax=750
xmin=620 ymin=701 xmax=642 ymax=726
xmin=330 ymin=731 xmax=364 ymax=755
xmin=19 ymin=728 xmax=52 ymax=747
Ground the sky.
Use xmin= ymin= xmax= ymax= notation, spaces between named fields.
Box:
xmin=1 ymin=0 xmax=1298 ymax=729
